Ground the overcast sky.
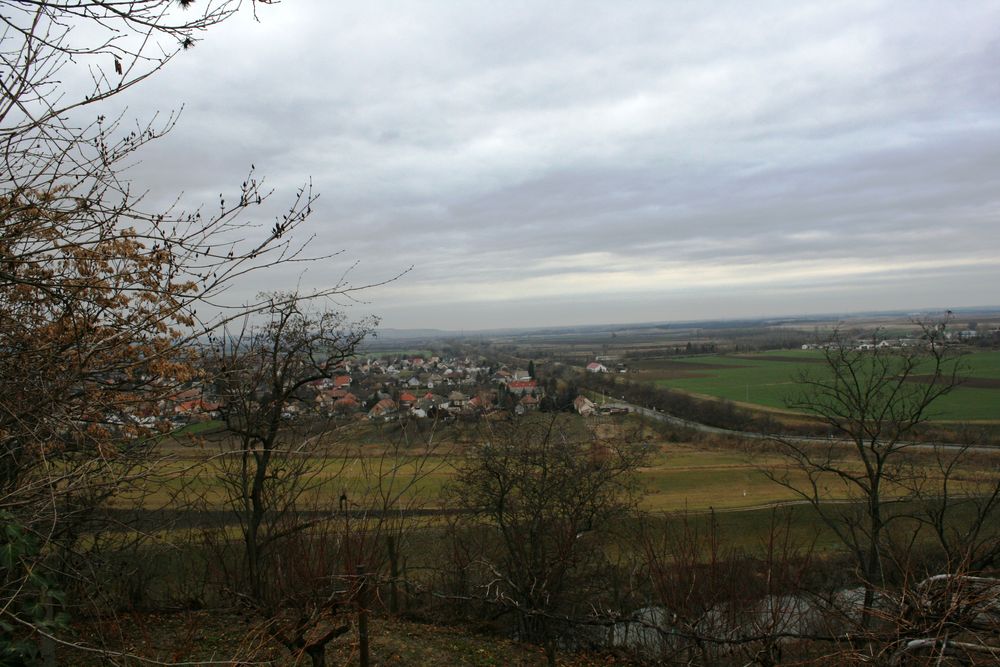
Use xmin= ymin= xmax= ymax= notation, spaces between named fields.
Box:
xmin=114 ymin=1 xmax=1000 ymax=330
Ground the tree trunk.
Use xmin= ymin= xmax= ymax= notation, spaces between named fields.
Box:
xmin=387 ymin=535 xmax=399 ymax=614
xmin=861 ymin=494 xmax=884 ymax=632
xmin=357 ymin=564 xmax=370 ymax=667
xmin=39 ymin=595 xmax=56 ymax=667
xmin=305 ymin=644 xmax=326 ymax=667
xmin=545 ymin=639 xmax=557 ymax=667
xmin=247 ymin=447 xmax=272 ymax=600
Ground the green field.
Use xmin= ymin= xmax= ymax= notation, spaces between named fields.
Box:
xmin=638 ymin=349 xmax=1000 ymax=422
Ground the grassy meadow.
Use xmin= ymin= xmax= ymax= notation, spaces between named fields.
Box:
xmin=633 ymin=349 xmax=1000 ymax=422
xmin=136 ymin=414 xmax=1000 ymax=522
xmin=98 ymin=413 xmax=1000 ymax=617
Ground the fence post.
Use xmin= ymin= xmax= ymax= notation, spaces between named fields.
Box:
xmin=387 ymin=534 xmax=400 ymax=614
xmin=356 ymin=564 xmax=370 ymax=667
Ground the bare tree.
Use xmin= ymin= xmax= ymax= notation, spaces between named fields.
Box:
xmin=447 ymin=416 xmax=647 ymax=666
xmin=208 ymin=296 xmax=445 ymax=665
xmin=210 ymin=293 xmax=375 ymax=602
xmin=242 ymin=443 xmax=442 ymax=667
xmin=762 ymin=323 xmax=963 ymax=631
xmin=635 ymin=509 xmax=824 ymax=666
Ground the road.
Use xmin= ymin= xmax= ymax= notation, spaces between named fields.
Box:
xmin=596 ymin=397 xmax=999 ymax=454
xmin=606 ymin=401 xmax=759 ymax=437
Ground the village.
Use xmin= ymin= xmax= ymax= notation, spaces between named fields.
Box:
xmin=165 ymin=353 xmax=627 ymax=427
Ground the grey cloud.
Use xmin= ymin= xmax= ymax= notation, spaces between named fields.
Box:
xmin=105 ymin=0 xmax=1000 ymax=328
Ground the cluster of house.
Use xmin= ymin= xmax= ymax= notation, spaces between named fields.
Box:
xmin=166 ymin=355 xmax=549 ymax=424
xmin=802 ymin=338 xmax=935 ymax=351
xmin=587 ymin=360 xmax=629 ymax=373
xmin=800 ymin=328 xmax=999 ymax=352
xmin=159 ymin=386 xmax=222 ymax=425
xmin=361 ymin=383 xmax=543 ymax=421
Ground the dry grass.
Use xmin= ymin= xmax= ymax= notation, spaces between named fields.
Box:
xmin=111 ymin=414 xmax=1000 ymax=517
xmin=66 ymin=612 xmax=639 ymax=666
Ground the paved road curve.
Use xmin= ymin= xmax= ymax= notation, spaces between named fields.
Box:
xmin=599 ymin=398 xmax=999 ymax=454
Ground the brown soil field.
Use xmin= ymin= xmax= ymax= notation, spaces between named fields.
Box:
xmin=636 ymin=359 xmax=745 ymax=371
xmin=635 ymin=369 xmax=711 ymax=382
xmin=730 ymin=354 xmax=826 ymax=364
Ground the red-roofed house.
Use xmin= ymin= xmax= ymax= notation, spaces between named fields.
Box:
xmin=515 ymin=394 xmax=539 ymax=415
xmin=333 ymin=395 xmax=360 ymax=414
xmin=508 ymin=379 xmax=541 ymax=396
xmin=174 ymin=399 xmax=221 ymax=415
xmin=368 ymin=398 xmax=397 ymax=420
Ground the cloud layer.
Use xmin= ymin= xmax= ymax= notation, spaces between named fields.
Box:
xmin=116 ymin=1 xmax=1000 ymax=328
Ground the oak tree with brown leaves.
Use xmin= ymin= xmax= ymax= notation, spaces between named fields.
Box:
xmin=0 ymin=1 xmax=376 ymax=662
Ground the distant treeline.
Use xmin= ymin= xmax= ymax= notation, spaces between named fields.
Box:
xmin=624 ymin=342 xmax=718 ymax=359
xmin=580 ymin=372 xmax=801 ymax=435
